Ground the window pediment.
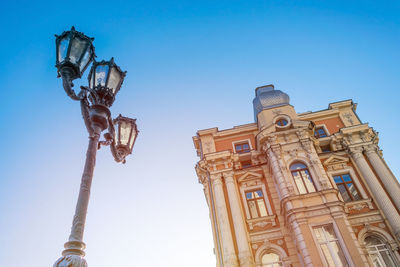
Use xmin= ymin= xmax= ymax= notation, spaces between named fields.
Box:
xmin=323 ymin=155 xmax=349 ymax=171
xmin=237 ymin=171 xmax=263 ymax=183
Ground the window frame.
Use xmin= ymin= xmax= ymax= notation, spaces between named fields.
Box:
xmin=240 ymin=183 xmax=273 ymax=220
xmin=245 ymin=189 xmax=269 ymax=219
xmin=333 ymin=173 xmax=362 ymax=202
xmin=310 ymin=222 xmax=354 ymax=267
xmin=314 ymin=125 xmax=330 ymax=138
xmin=290 ymin=162 xmax=317 ymax=194
xmin=364 ymin=235 xmax=398 ymax=267
xmin=327 ymin=168 xmax=367 ymax=200
xmin=232 ymin=139 xmax=252 ymax=154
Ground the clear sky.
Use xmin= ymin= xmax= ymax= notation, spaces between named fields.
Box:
xmin=0 ymin=1 xmax=399 ymax=266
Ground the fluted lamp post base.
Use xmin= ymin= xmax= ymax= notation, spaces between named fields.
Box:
xmin=54 ymin=255 xmax=87 ymax=267
xmin=54 ymin=240 xmax=87 ymax=267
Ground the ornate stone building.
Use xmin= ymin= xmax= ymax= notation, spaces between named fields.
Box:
xmin=193 ymin=85 xmax=400 ymax=267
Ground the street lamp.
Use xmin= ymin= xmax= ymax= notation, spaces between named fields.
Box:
xmin=53 ymin=27 xmax=138 ymax=267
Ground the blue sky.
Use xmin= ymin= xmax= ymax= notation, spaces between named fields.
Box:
xmin=0 ymin=1 xmax=399 ymax=266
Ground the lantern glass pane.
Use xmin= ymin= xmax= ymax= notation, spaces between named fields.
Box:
xmin=119 ymin=120 xmax=131 ymax=146
xmin=80 ymin=46 xmax=92 ymax=72
xmin=108 ymin=67 xmax=121 ymax=93
xmin=95 ymin=65 xmax=109 ymax=87
xmin=58 ymin=36 xmax=70 ymax=62
xmin=69 ymin=37 xmax=87 ymax=64
xmin=128 ymin=128 xmax=136 ymax=149
xmin=89 ymin=70 xmax=94 ymax=89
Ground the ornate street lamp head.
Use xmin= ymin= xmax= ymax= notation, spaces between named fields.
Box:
xmin=87 ymin=58 xmax=126 ymax=107
xmin=55 ymin=26 xmax=95 ymax=80
xmin=111 ymin=114 xmax=138 ymax=163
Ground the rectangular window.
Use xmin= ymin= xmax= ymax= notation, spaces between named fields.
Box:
xmin=333 ymin=174 xmax=361 ymax=202
xmin=321 ymin=145 xmax=332 ymax=152
xmin=315 ymin=127 xmax=328 ymax=138
xmin=313 ymin=224 xmax=349 ymax=267
xmin=245 ymin=189 xmax=268 ymax=218
xmin=235 ymin=142 xmax=250 ymax=154
xmin=241 ymin=160 xmax=252 ymax=168
xmin=290 ymin=163 xmax=316 ymax=194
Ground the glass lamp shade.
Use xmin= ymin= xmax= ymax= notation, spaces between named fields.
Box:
xmin=55 ymin=26 xmax=95 ymax=79
xmin=88 ymin=58 xmax=126 ymax=95
xmin=113 ymin=114 xmax=138 ymax=156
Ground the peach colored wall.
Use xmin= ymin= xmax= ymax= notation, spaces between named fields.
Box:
xmin=215 ymin=134 xmax=256 ymax=152
xmin=314 ymin=117 xmax=345 ymax=135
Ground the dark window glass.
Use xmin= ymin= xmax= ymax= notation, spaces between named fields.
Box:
xmin=321 ymin=145 xmax=331 ymax=152
xmin=276 ymin=118 xmax=288 ymax=126
xmin=235 ymin=142 xmax=251 ymax=153
xmin=241 ymin=161 xmax=252 ymax=168
xmin=315 ymin=127 xmax=328 ymax=138
xmin=333 ymin=174 xmax=361 ymax=202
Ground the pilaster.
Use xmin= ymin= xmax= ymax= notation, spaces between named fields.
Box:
xmin=224 ymin=171 xmax=255 ymax=267
xmin=211 ymin=174 xmax=239 ymax=267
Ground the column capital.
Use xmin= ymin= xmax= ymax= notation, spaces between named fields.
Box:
xmin=210 ymin=174 xmax=223 ymax=186
xmin=348 ymin=146 xmax=364 ymax=160
xmin=222 ymin=171 xmax=235 ymax=183
xmin=363 ymin=144 xmax=379 ymax=156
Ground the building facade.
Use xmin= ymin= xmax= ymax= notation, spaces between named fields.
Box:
xmin=193 ymin=85 xmax=400 ymax=267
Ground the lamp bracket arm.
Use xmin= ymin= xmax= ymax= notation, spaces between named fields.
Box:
xmin=60 ymin=67 xmax=84 ymax=101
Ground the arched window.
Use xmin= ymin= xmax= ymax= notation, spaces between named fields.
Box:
xmin=262 ymin=252 xmax=283 ymax=267
xmin=290 ymin=162 xmax=316 ymax=194
xmin=365 ymin=236 xmax=398 ymax=267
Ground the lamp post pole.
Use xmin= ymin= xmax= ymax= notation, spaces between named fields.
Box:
xmin=53 ymin=27 xmax=138 ymax=267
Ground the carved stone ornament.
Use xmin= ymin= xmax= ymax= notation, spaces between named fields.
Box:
xmin=247 ymin=215 xmax=276 ymax=230
xmin=267 ymin=135 xmax=278 ymax=145
xmin=363 ymin=144 xmax=379 ymax=156
xmin=53 ymin=255 xmax=87 ymax=267
xmin=343 ymin=112 xmax=354 ymax=125
xmin=296 ymin=129 xmax=308 ymax=140
xmin=348 ymin=203 xmax=368 ymax=212
xmin=348 ymin=146 xmax=364 ymax=159
xmin=204 ymin=141 xmax=213 ymax=153
xmin=323 ymin=155 xmax=349 ymax=171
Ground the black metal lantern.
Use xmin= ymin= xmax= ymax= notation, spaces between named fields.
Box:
xmin=55 ymin=26 xmax=95 ymax=79
xmin=87 ymin=58 xmax=126 ymax=107
xmin=112 ymin=114 xmax=138 ymax=162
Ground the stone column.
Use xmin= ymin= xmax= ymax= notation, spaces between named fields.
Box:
xmin=266 ymin=145 xmax=290 ymax=199
xmin=212 ymin=174 xmax=239 ymax=267
xmin=291 ymin=220 xmax=313 ymax=267
xmin=224 ymin=171 xmax=255 ymax=267
xmin=349 ymin=147 xmax=400 ymax=240
xmin=364 ymin=145 xmax=400 ymax=211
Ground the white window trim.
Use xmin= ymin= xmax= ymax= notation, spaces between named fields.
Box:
xmin=232 ymin=139 xmax=253 ymax=153
xmin=273 ymin=114 xmax=292 ymax=130
xmin=288 ymin=159 xmax=320 ymax=193
xmin=240 ymin=183 xmax=273 ymax=220
xmin=309 ymin=221 xmax=354 ymax=267
xmin=315 ymin=124 xmax=330 ymax=137
xmin=327 ymin=167 xmax=368 ymax=200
